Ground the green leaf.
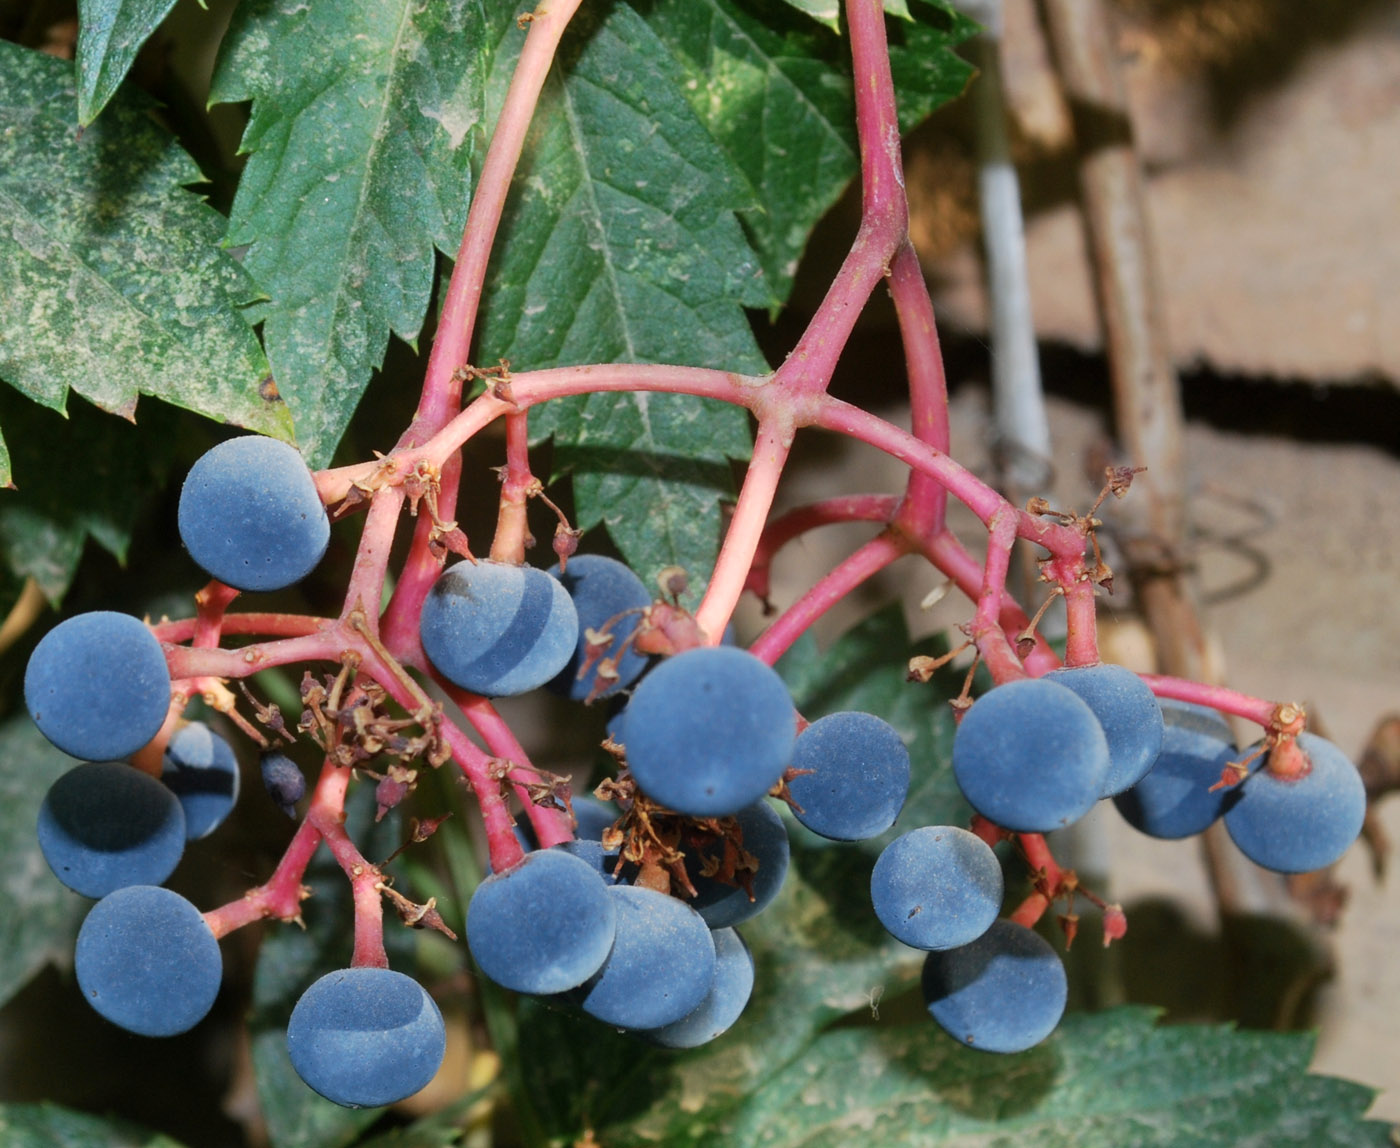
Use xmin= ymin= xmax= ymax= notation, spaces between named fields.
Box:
xmin=352 ymin=1086 xmax=497 ymax=1148
xmin=514 ymin=839 xmax=921 ymax=1142
xmin=521 ymin=806 xmax=1388 ymax=1145
xmin=250 ymin=787 xmax=411 ymax=1148
xmin=0 ymin=718 xmax=88 ymax=1012
xmin=76 ymin=0 xmax=181 ymax=125
xmin=516 ymin=603 xmax=1385 ymax=1146
xmin=0 ymin=1103 xmax=189 ymax=1147
xmin=478 ymin=4 xmax=766 ymax=599
xmin=0 ymin=390 xmax=177 ymax=605
xmin=635 ymin=1009 xmax=1390 ymax=1147
xmin=0 ymin=41 xmax=290 ymax=486
xmin=533 ymin=393 xmax=750 ymax=607
xmin=211 ymin=0 xmax=488 ymax=468
xmin=643 ymin=0 xmax=976 ymax=302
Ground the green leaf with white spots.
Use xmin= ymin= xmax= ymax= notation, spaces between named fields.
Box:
xmin=0 ymin=41 xmax=289 ymax=489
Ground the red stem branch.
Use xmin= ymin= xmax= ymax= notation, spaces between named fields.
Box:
xmin=748 ymin=531 xmax=908 ymax=665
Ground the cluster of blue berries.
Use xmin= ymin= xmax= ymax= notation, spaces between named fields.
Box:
xmin=463 ymin=632 xmax=920 ymax=1048
xmin=897 ymin=665 xmax=1369 ymax=1052
xmin=25 ymin=437 xmax=451 ymax=1109
xmin=24 ymin=430 xmax=1372 ymax=1112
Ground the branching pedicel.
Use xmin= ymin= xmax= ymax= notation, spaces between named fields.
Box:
xmin=27 ymin=0 xmax=1367 ymax=1109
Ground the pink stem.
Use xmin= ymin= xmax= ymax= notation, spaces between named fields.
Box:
xmin=340 ymin=486 xmax=406 ymax=626
xmin=748 ymin=531 xmax=908 ymax=665
xmin=697 ymin=419 xmax=794 ymax=643
xmin=411 ymin=0 xmax=586 ymax=441
xmin=412 ymin=367 xmax=758 ymax=473
xmin=746 ymin=494 xmax=899 ymax=603
xmin=967 ymin=508 xmax=1028 ymax=684
xmin=813 ymin=395 xmax=1082 ymax=555
xmin=489 ymin=411 xmax=535 ymax=564
xmin=153 ymin=612 xmax=328 ymax=644
xmin=381 ymin=452 xmax=465 ymax=660
xmin=923 ymin=530 xmax=1061 ymax=676
xmin=439 ymin=718 xmax=526 ymax=874
xmin=314 ymin=458 xmax=381 ymax=510
xmin=305 ymin=755 xmax=388 ymax=969
xmin=1008 ymin=833 xmax=1067 ymax=929
xmin=204 ymin=815 xmax=322 ymax=939
xmin=1044 ymin=550 xmax=1099 ymax=666
xmin=190 ymin=581 xmax=240 ymax=646
xmin=165 ymin=630 xmax=352 ymax=681
xmin=449 ymin=688 xmax=573 ymax=850
xmin=887 ymin=241 xmax=951 ymax=535
xmin=846 ymin=0 xmax=906 ymax=224
xmin=339 ymin=637 xmax=538 ymax=868
xmin=772 ymin=0 xmax=909 ymax=398
xmin=1139 ymin=675 xmax=1280 ymax=729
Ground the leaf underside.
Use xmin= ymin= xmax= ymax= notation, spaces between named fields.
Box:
xmin=75 ymin=0 xmax=181 ymax=125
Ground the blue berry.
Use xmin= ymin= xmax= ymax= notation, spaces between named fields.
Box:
xmin=787 ymin=711 xmax=910 ymax=841
xmin=420 ymin=560 xmax=579 ymax=697
xmin=1113 ymin=701 xmax=1244 ymax=839
xmin=1046 ymin=663 xmax=1164 ymax=797
xmin=74 ymin=885 xmax=221 ymax=1037
xmin=1224 ymin=732 xmax=1366 ymax=873
xmin=554 ymin=838 xmax=622 ymax=883
xmin=547 ymin=555 xmax=653 ymax=701
xmin=467 ymin=848 xmax=617 ymax=995
xmin=260 ymin=752 xmax=305 ymax=818
xmin=287 ymin=967 xmax=446 ymax=1109
xmin=572 ymin=794 xmax=619 ymax=841
xmin=623 ymin=646 xmax=795 ymax=817
xmin=642 ymin=927 xmax=754 ymax=1048
xmin=685 ymin=800 xmax=790 ymax=928
xmin=162 ymin=722 xmax=240 ymax=839
xmin=921 ymin=919 xmax=1067 ymax=1053
xmin=870 ymin=826 xmax=1002 ymax=950
xmin=38 ymin=762 xmax=186 ymax=898
xmin=951 ymin=678 xmax=1110 ymax=833
xmin=604 ymin=697 xmax=629 ymax=745
xmin=25 ymin=611 xmax=171 ymax=761
xmin=178 ymin=436 xmax=329 ymax=592
xmin=574 ymin=885 xmax=716 ymax=1030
